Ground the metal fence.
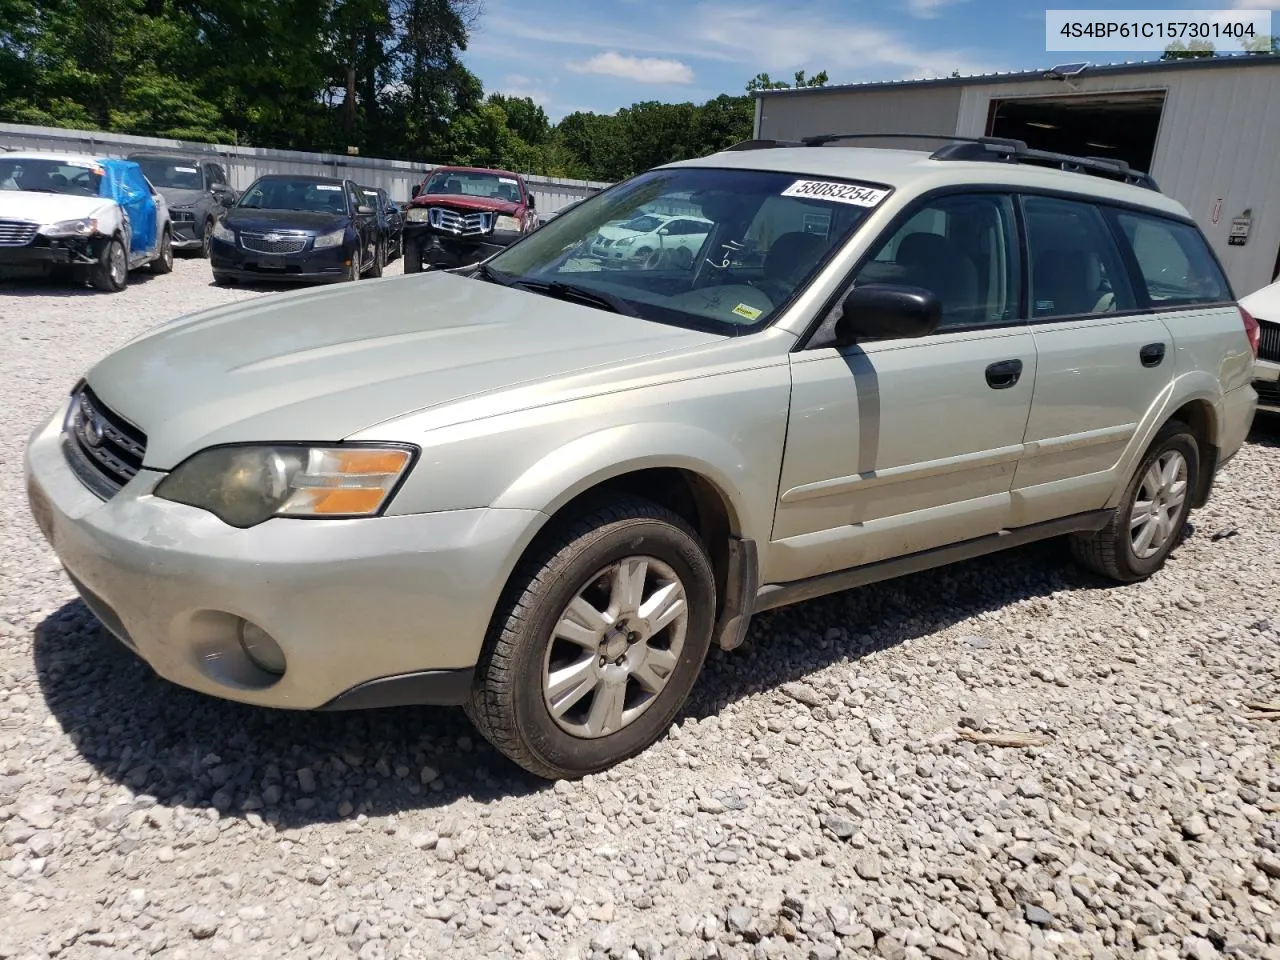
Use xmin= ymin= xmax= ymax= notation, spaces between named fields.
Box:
xmin=0 ymin=122 xmax=613 ymax=216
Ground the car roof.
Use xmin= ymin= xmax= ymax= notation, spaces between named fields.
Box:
xmin=668 ymin=146 xmax=1191 ymax=219
xmin=1 ymin=151 xmax=109 ymax=166
xmin=128 ymin=152 xmax=210 ymax=163
xmin=430 ymin=165 xmax=522 ymax=179
xmin=252 ymin=174 xmax=344 ymax=185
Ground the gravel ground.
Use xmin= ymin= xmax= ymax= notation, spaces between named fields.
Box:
xmin=2 ymin=257 xmax=1279 ymax=960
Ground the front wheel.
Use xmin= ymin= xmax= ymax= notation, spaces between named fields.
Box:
xmin=1070 ymin=420 xmax=1199 ymax=583
xmin=466 ymin=497 xmax=716 ymax=780
xmin=91 ymin=237 xmax=128 ymax=292
xmin=367 ymin=240 xmax=384 ymax=278
xmin=199 ymin=219 xmax=213 ymax=258
xmin=403 ymin=238 xmax=422 ymax=274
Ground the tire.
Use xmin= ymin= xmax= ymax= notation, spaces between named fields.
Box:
xmin=199 ymin=219 xmax=213 ymax=259
xmin=1070 ymin=419 xmax=1199 ymax=583
xmin=149 ymin=228 xmax=173 ymax=274
xmin=635 ymin=247 xmax=655 ymax=269
xmin=673 ymin=247 xmax=693 ymax=270
xmin=403 ymin=239 xmax=422 ymax=274
xmin=91 ymin=237 xmax=128 ymax=292
xmin=466 ymin=496 xmax=716 ymax=780
xmin=212 ymin=272 xmax=236 ymax=287
xmin=344 ymin=255 xmax=360 ymax=282
xmin=367 ymin=240 xmax=384 ymax=278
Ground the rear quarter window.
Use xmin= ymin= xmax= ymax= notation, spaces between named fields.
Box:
xmin=1114 ymin=211 xmax=1232 ymax=307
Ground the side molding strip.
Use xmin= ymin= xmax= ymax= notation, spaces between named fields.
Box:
xmin=753 ymin=510 xmax=1112 ymax=613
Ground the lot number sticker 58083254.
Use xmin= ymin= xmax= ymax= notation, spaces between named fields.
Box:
xmin=781 ymin=180 xmax=889 ymax=207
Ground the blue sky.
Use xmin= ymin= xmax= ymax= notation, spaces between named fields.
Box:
xmin=462 ymin=0 xmax=1279 ymax=120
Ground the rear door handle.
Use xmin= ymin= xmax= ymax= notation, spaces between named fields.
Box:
xmin=985 ymin=358 xmax=1024 ymax=390
xmin=1140 ymin=342 xmax=1166 ymax=367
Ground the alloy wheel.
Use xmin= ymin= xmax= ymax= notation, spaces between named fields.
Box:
xmin=541 ymin=556 xmax=688 ymax=739
xmin=1130 ymin=449 xmax=1188 ymax=559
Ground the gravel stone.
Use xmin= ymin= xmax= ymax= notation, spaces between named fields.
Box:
xmin=2 ymin=261 xmax=1279 ymax=960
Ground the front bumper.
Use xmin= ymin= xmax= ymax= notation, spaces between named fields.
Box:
xmin=167 ymin=213 xmax=203 ymax=248
xmin=1254 ymin=358 xmax=1280 ymax=414
xmin=210 ymin=236 xmax=352 ymax=283
xmin=403 ymin=223 xmax=520 ymax=268
xmin=0 ymin=234 xmax=103 ymax=269
xmin=24 ymin=402 xmax=542 ymax=711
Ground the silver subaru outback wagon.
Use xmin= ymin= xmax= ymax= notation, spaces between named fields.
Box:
xmin=25 ymin=136 xmax=1259 ymax=779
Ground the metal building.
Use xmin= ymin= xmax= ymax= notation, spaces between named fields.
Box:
xmin=753 ymin=55 xmax=1280 ymax=296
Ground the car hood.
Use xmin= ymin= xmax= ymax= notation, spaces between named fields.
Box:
xmin=1241 ymin=281 xmax=1280 ymax=324
xmin=0 ymin=191 xmax=110 ymax=224
xmin=85 ymin=272 xmax=723 ymax=468
xmin=595 ymin=224 xmax=650 ymax=241
xmin=224 ymin=208 xmax=349 ymax=233
xmin=411 ymin=194 xmax=521 ymax=215
xmin=154 ymin=186 xmax=207 ymax=208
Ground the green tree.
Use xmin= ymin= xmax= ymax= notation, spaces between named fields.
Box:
xmin=746 ymin=69 xmax=829 ymax=92
xmin=1241 ymin=34 xmax=1279 ymax=54
xmin=1161 ymin=40 xmax=1216 ymax=60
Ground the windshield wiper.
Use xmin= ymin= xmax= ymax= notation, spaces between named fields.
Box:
xmin=475 ymin=262 xmax=515 ymax=286
xmin=512 ymin=278 xmax=638 ymax=316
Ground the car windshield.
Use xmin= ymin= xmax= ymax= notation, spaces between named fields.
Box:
xmin=0 ymin=158 xmax=103 ymax=197
xmin=423 ymin=171 xmax=522 ymax=203
xmin=484 ymin=167 xmax=890 ymax=334
xmin=236 ymin=177 xmax=348 ymax=215
xmin=133 ymin=159 xmax=204 ymax=190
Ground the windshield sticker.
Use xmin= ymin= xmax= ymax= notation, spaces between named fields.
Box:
xmin=732 ymin=303 xmax=763 ymax=321
xmin=315 ymin=184 xmax=342 ymax=191
xmin=781 ymin=180 xmax=889 ymax=207
xmin=175 ymin=166 xmax=198 ymax=173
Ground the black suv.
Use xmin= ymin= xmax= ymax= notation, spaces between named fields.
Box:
xmin=127 ymin=153 xmax=237 ymax=258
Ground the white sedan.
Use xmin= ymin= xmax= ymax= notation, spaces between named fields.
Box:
xmin=590 ymin=213 xmax=712 ymax=269
xmin=1240 ymin=278 xmax=1280 ymax=414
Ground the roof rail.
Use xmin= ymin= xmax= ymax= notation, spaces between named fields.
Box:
xmin=721 ymin=132 xmax=1160 ymax=190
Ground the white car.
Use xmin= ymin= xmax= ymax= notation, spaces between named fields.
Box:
xmin=590 ymin=213 xmax=712 ymax=268
xmin=1240 ymin=278 xmax=1280 ymax=414
xmin=0 ymin=152 xmax=174 ymax=291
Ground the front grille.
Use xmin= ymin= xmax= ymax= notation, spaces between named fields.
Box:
xmin=240 ymin=232 xmax=309 ymax=255
xmin=428 ymin=207 xmax=494 ymax=237
xmin=62 ymin=386 xmax=147 ymax=499
xmin=1258 ymin=320 xmax=1280 ymax=363
xmin=171 ymin=210 xmax=196 ymax=222
xmin=0 ymin=219 xmax=38 ymax=246
xmin=1256 ymin=378 xmax=1280 ymax=409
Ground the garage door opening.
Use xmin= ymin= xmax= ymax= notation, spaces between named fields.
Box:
xmin=986 ymin=92 xmax=1166 ymax=175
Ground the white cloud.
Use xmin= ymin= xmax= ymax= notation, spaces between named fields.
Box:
xmin=566 ymin=51 xmax=696 ymax=85
xmin=498 ymin=73 xmax=555 ymax=106
xmin=906 ymin=0 xmax=967 ymax=19
xmin=689 ymin=3 xmax=1002 ymax=79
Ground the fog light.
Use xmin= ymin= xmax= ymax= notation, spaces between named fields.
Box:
xmin=238 ymin=620 xmax=286 ymax=675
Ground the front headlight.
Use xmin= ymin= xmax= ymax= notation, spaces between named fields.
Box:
xmin=616 ymin=236 xmax=635 ymax=247
xmin=313 ymin=228 xmax=346 ymax=249
xmin=212 ymin=221 xmax=235 ymax=243
xmin=154 ymin=444 xmax=417 ymax=528
xmin=404 ymin=207 xmax=430 ymax=223
xmin=39 ymin=218 xmax=97 ymax=238
xmin=494 ymin=215 xmax=522 ymax=232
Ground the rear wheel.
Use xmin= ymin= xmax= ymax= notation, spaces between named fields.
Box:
xmin=466 ymin=497 xmax=716 ymax=780
xmin=149 ymin=228 xmax=173 ymax=274
xmin=199 ymin=219 xmax=213 ymax=258
xmin=91 ymin=237 xmax=128 ymax=292
xmin=1070 ymin=420 xmax=1199 ymax=583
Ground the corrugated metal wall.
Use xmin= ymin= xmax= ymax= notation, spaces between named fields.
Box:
xmin=756 ymin=85 xmax=965 ymax=146
xmin=953 ymin=64 xmax=1280 ymax=295
xmin=755 ymin=62 xmax=1280 ymax=295
xmin=0 ymin=122 xmax=611 ymax=216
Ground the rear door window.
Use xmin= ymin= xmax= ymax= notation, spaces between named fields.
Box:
xmin=1112 ymin=210 xmax=1232 ymax=307
xmin=1021 ymin=195 xmax=1136 ymax=320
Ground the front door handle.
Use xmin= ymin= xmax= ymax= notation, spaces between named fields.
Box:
xmin=985 ymin=358 xmax=1024 ymax=390
xmin=1140 ymin=342 xmax=1166 ymax=367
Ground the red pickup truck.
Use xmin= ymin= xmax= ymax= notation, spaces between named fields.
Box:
xmin=402 ymin=165 xmax=540 ymax=272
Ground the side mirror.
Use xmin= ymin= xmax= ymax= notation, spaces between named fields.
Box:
xmin=526 ymin=193 xmax=535 ymax=208
xmin=833 ymin=284 xmax=941 ymax=346
xmin=411 ymin=184 xmax=421 ymax=199
xmin=356 ymin=204 xmax=374 ymax=216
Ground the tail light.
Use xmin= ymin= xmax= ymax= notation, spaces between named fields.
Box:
xmin=1240 ymin=305 xmax=1260 ymax=358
